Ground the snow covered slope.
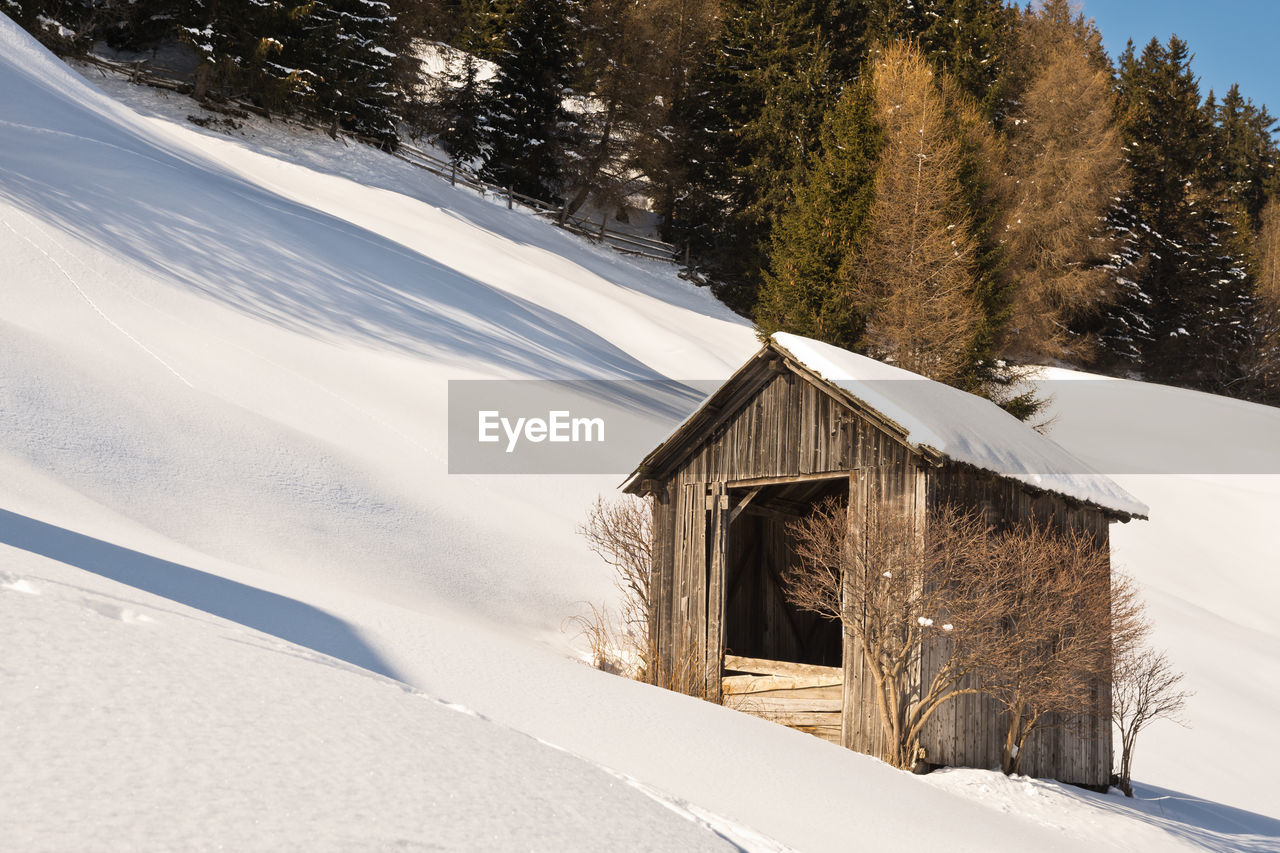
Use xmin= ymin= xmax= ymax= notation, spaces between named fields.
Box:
xmin=2 ymin=16 xmax=1277 ymax=851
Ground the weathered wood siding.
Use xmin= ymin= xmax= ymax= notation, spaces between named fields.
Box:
xmin=920 ymin=462 xmax=1114 ymax=787
xmin=842 ymin=458 xmax=929 ymax=761
xmin=647 ymin=359 xmax=1116 ymax=786
xmin=653 ymin=365 xmax=923 ymax=745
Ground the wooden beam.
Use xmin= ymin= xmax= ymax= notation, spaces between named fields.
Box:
xmin=726 ymin=471 xmax=851 ymax=490
xmin=727 ymin=487 xmax=761 ymax=526
xmin=724 ymin=654 xmax=842 ymax=680
xmin=722 ymin=674 xmax=843 ymax=694
xmin=725 ymin=696 xmax=843 ymax=713
xmin=740 ymin=494 xmax=814 ymax=519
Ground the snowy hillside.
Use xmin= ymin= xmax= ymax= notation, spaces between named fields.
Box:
xmin=2 ymin=17 xmax=1277 ymax=851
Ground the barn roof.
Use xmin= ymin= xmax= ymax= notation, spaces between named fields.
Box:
xmin=624 ymin=332 xmax=1148 ymax=519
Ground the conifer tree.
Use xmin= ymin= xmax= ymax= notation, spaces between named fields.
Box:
xmin=479 ymin=0 xmax=579 ymax=201
xmin=916 ymin=0 xmax=1014 ymax=113
xmin=674 ymin=0 xmax=840 ymax=313
xmin=282 ymin=0 xmax=406 ymax=145
xmin=755 ymin=83 xmax=882 ymax=348
xmin=996 ymin=0 xmax=1124 ymax=361
xmin=557 ymin=0 xmax=665 ymax=222
xmin=846 ymin=41 xmax=985 ymax=384
xmin=1245 ymin=199 xmax=1280 ymax=402
xmin=1207 ymin=85 xmax=1279 ymax=233
xmin=630 ymin=0 xmax=719 ymax=244
xmin=1101 ymin=36 xmax=1253 ymax=391
xmin=6 ymin=0 xmax=97 ymax=52
xmin=436 ymin=50 xmax=487 ymax=167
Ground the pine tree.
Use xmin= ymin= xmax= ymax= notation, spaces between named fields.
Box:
xmin=557 ymin=0 xmax=665 ymax=222
xmin=672 ymin=0 xmax=845 ymax=313
xmin=436 ymin=50 xmax=487 ymax=167
xmin=996 ymin=0 xmax=1124 ymax=361
xmin=1208 ymin=85 xmax=1279 ymax=233
xmin=629 ymin=0 xmax=719 ymax=245
xmin=7 ymin=0 xmax=97 ymax=53
xmin=1101 ymin=36 xmax=1254 ymax=391
xmin=755 ymin=82 xmax=882 ymax=348
xmin=916 ymin=0 xmax=1014 ymax=113
xmin=479 ymin=0 xmax=579 ymax=201
xmin=282 ymin=0 xmax=406 ymax=145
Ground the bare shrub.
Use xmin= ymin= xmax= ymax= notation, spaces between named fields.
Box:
xmin=783 ymin=498 xmax=1007 ymax=769
xmin=977 ymin=525 xmax=1143 ymax=775
xmin=571 ymin=495 xmax=654 ymax=680
xmin=1113 ymin=643 xmax=1192 ymax=796
xmin=784 ymin=497 xmax=1143 ymax=775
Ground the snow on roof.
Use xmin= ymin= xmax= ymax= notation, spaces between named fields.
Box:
xmin=772 ymin=333 xmax=1149 ymax=518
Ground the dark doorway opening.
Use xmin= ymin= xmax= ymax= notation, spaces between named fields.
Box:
xmin=722 ymin=478 xmax=846 ymax=667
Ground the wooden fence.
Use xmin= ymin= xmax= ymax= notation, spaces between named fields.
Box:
xmin=76 ymin=54 xmax=682 ymax=264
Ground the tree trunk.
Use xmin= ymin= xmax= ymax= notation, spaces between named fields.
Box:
xmin=193 ymin=62 xmax=212 ymax=102
xmin=558 ymin=100 xmax=618 ymax=224
xmin=1003 ymin=706 xmax=1024 ymax=775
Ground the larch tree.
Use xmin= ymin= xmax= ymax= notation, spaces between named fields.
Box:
xmin=843 ymin=40 xmax=984 ymax=385
xmin=996 ymin=0 xmax=1125 ymax=362
xmin=1243 ymin=199 xmax=1280 ymax=402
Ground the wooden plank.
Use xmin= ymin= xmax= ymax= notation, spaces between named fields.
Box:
xmin=724 ymin=655 xmax=842 ymax=680
xmin=737 ymin=710 xmax=843 ymax=728
xmin=722 ymin=675 xmax=842 ymax=695
xmin=691 ymin=482 xmax=708 ymax=696
xmin=725 ymin=471 xmax=850 ymax=490
xmin=732 ymin=685 xmax=844 ymax=702
xmin=652 ymin=482 xmax=676 ymax=689
xmin=706 ymin=481 xmax=728 ymax=703
xmin=726 ymin=696 xmax=843 ymax=713
xmin=796 ymin=725 xmax=843 ymax=744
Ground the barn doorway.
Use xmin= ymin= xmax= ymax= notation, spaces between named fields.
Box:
xmin=719 ymin=477 xmax=846 ymax=744
xmin=723 ymin=477 xmax=846 ymax=666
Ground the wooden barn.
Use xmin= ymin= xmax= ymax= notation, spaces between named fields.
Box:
xmin=623 ymin=333 xmax=1147 ymax=787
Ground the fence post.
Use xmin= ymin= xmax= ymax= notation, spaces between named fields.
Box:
xmin=599 ymin=210 xmax=608 ymax=241
xmin=507 ymin=186 xmax=514 ymax=210
xmin=450 ymin=161 xmax=456 ymax=186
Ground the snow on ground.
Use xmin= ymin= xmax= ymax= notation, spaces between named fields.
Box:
xmin=1037 ymin=371 xmax=1280 ymax=822
xmin=0 ymin=547 xmax=753 ymax=853
xmin=2 ymin=15 xmax=1278 ymax=851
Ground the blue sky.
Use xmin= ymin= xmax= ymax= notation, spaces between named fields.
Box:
xmin=1078 ymin=0 xmax=1280 ymax=117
